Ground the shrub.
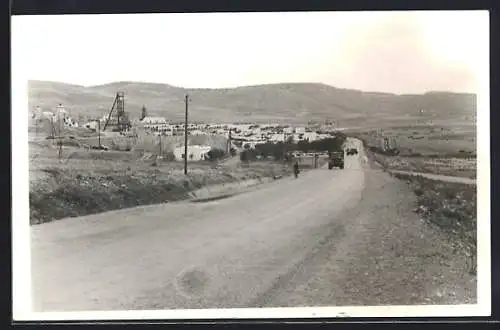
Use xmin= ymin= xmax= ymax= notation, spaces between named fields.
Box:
xmin=240 ymin=149 xmax=258 ymax=162
xmin=164 ymin=151 xmax=176 ymax=161
xmin=206 ymin=148 xmax=226 ymax=161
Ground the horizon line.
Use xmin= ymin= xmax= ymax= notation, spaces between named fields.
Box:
xmin=27 ymin=79 xmax=476 ymax=96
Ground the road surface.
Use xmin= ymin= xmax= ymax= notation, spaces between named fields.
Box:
xmin=31 ymin=138 xmax=476 ymax=311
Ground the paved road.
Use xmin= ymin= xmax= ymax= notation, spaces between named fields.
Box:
xmin=31 ymin=137 xmax=475 ymax=311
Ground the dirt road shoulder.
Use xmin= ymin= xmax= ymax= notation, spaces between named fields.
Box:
xmin=258 ymin=156 xmax=477 ymax=307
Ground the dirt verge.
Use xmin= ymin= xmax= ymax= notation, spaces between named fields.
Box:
xmin=260 ymin=152 xmax=477 ymax=307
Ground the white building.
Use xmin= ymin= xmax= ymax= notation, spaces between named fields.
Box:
xmin=269 ymin=133 xmax=285 ymax=142
xmin=190 ymin=129 xmax=207 ymax=136
xmin=295 ymin=127 xmax=306 ymax=134
xmin=141 ymin=116 xmax=168 ymax=130
xmin=173 ymin=145 xmax=212 ymax=161
xmin=84 ymin=121 xmax=99 ymax=130
xmin=41 ymin=111 xmax=56 ymax=121
xmin=302 ymin=132 xmax=319 ymax=141
xmin=142 ymin=116 xmax=167 ymax=124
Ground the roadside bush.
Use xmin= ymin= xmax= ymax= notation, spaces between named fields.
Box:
xmin=240 ymin=149 xmax=259 ymax=162
xmin=206 ymin=148 xmax=226 ymax=161
xmin=253 ymin=136 xmax=346 ymax=161
xmin=163 ymin=151 xmax=176 ymax=161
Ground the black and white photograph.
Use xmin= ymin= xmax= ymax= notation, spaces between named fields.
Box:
xmin=12 ymin=10 xmax=490 ymax=320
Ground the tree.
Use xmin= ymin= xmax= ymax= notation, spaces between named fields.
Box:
xmin=206 ymin=148 xmax=226 ymax=161
xmin=140 ymin=105 xmax=148 ymax=121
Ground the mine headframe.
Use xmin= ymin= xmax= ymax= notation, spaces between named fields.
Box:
xmin=102 ymin=92 xmax=131 ymax=132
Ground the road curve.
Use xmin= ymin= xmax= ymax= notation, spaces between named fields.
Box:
xmin=31 ymin=137 xmax=475 ymax=311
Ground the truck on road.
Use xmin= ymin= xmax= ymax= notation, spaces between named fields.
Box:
xmin=346 ymin=148 xmax=358 ymax=156
xmin=328 ymin=151 xmax=344 ymax=170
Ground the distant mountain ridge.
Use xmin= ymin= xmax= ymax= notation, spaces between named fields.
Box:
xmin=28 ymin=80 xmax=476 ymax=125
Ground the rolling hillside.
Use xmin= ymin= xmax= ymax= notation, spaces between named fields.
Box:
xmin=28 ymin=80 xmax=476 ymax=126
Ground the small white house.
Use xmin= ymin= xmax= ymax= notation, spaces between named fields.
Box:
xmin=142 ymin=116 xmax=167 ymax=124
xmin=141 ymin=116 xmax=168 ymax=130
xmin=295 ymin=127 xmax=306 ymax=134
xmin=84 ymin=121 xmax=99 ymax=130
xmin=302 ymin=132 xmax=319 ymax=141
xmin=269 ymin=133 xmax=285 ymax=142
xmin=190 ymin=129 xmax=206 ymax=136
xmin=41 ymin=111 xmax=56 ymax=120
xmin=173 ymin=145 xmax=212 ymax=161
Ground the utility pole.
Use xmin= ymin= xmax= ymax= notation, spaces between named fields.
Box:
xmin=58 ymin=112 xmax=63 ymax=159
xmin=159 ymin=133 xmax=162 ymax=159
xmin=96 ymin=119 xmax=101 ymax=147
xmin=184 ymin=94 xmax=189 ymax=175
xmin=50 ymin=116 xmax=55 ymax=138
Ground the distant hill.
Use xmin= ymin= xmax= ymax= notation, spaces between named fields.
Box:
xmin=28 ymin=80 xmax=476 ymax=126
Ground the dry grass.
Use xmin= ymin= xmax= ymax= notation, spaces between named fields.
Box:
xmin=351 ymin=125 xmax=476 ymax=179
xmin=350 ymin=125 xmax=476 ymax=156
xmin=369 ymin=154 xmax=476 ymax=179
xmin=392 ymin=172 xmax=477 ymax=275
xmin=29 ymin=143 xmax=293 ymax=225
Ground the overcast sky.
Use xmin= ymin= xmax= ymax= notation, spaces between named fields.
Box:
xmin=12 ymin=11 xmax=488 ymax=94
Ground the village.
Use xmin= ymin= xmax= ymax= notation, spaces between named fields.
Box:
xmin=30 ymin=98 xmax=342 ymax=162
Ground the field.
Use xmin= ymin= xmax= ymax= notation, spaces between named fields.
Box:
xmin=29 ymin=136 xmax=295 ymax=225
xmin=347 ymin=123 xmax=477 ymax=179
xmin=29 ymin=125 xmax=228 ymax=154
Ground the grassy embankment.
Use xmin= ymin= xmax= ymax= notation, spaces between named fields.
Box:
xmin=391 ymin=172 xmax=477 ymax=275
xmin=351 ymin=125 xmax=477 ymax=275
xmin=29 ymin=147 xmax=293 ymax=225
xmin=29 ymin=128 xmax=292 ymax=225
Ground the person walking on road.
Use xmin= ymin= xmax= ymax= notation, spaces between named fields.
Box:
xmin=293 ymin=161 xmax=300 ymax=178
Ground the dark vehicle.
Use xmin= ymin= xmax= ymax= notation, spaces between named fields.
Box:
xmin=328 ymin=151 xmax=344 ymax=169
xmin=91 ymin=144 xmax=109 ymax=151
xmin=346 ymin=148 xmax=358 ymax=156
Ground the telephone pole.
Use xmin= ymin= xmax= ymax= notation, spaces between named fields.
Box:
xmin=58 ymin=112 xmax=63 ymax=159
xmin=184 ymin=94 xmax=189 ymax=175
xmin=93 ymin=119 xmax=101 ymax=147
xmin=158 ymin=133 xmax=162 ymax=159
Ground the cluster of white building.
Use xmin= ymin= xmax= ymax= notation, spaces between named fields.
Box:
xmin=32 ymin=105 xmax=79 ymax=128
xmin=31 ymin=104 xmax=339 ymax=155
xmin=138 ymin=117 xmax=337 ymax=150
